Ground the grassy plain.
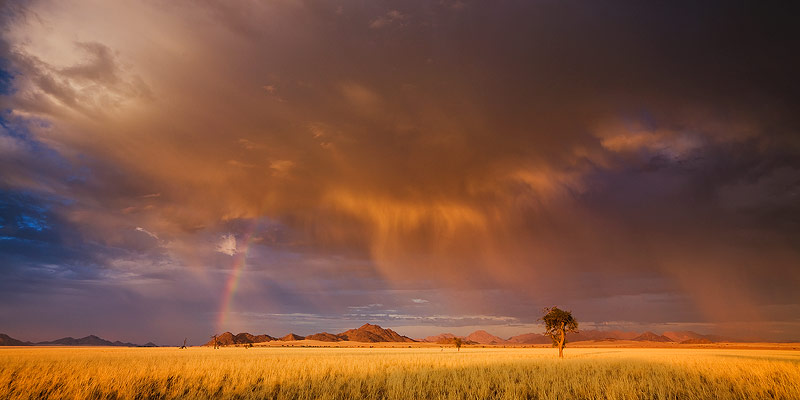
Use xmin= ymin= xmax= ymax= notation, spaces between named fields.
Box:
xmin=1 ymin=346 xmax=799 ymax=399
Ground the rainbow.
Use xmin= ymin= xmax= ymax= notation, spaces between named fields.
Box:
xmin=216 ymin=224 xmax=257 ymax=333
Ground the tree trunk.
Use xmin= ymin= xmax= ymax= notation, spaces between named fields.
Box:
xmin=558 ymin=322 xmax=565 ymax=358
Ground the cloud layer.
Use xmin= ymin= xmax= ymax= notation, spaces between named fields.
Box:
xmin=1 ymin=0 xmax=799 ymax=343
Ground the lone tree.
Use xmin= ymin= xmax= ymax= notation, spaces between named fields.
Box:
xmin=541 ymin=306 xmax=578 ymax=358
xmin=453 ymin=337 xmax=463 ymax=351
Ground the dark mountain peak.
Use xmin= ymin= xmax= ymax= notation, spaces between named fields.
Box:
xmin=633 ymin=331 xmax=674 ymax=342
xmin=337 ymin=324 xmax=416 ymax=343
xmin=0 ymin=333 xmax=30 ymax=346
xmin=466 ymin=330 xmax=507 ymax=344
xmin=205 ymin=331 xmax=274 ymax=346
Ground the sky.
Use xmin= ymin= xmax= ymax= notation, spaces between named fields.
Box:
xmin=1 ymin=1 xmax=799 ymax=345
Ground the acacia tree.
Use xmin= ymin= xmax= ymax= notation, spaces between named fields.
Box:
xmin=541 ymin=306 xmax=578 ymax=358
xmin=453 ymin=337 xmax=463 ymax=351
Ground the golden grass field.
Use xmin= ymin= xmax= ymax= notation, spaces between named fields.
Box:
xmin=1 ymin=346 xmax=799 ymax=399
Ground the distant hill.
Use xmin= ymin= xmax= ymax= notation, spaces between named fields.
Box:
xmin=209 ymin=332 xmax=235 ymax=346
xmin=338 ymin=324 xmax=415 ymax=343
xmin=632 ymin=331 xmax=674 ymax=342
xmin=234 ymin=333 xmax=275 ymax=343
xmin=204 ymin=332 xmax=274 ymax=346
xmin=0 ymin=333 xmax=30 ymax=346
xmin=465 ymin=330 xmax=507 ymax=345
xmin=305 ymin=332 xmax=342 ymax=342
xmin=422 ymin=333 xmax=457 ymax=343
xmin=280 ymin=333 xmax=305 ymax=341
xmin=37 ymin=335 xmax=139 ymax=346
xmin=506 ymin=333 xmax=551 ymax=344
xmin=38 ymin=335 xmax=110 ymax=346
xmin=2 ymin=333 xmax=153 ymax=347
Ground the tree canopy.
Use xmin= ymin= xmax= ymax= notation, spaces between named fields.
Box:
xmin=541 ymin=307 xmax=578 ymax=358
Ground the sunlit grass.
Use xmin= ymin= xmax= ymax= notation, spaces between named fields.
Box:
xmin=1 ymin=347 xmax=798 ymax=399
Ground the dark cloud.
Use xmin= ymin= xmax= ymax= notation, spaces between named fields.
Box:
xmin=0 ymin=0 xmax=798 ymax=342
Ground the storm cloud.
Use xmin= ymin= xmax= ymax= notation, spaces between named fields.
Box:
xmin=1 ymin=0 xmax=799 ymax=344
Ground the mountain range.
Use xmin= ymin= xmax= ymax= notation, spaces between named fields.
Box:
xmin=37 ymin=335 xmax=141 ymax=347
xmin=205 ymin=325 xmax=738 ymax=347
xmin=421 ymin=329 xmax=733 ymax=344
xmin=0 ymin=333 xmax=157 ymax=347
xmin=0 ymin=327 xmax=743 ymax=348
xmin=205 ymin=324 xmax=415 ymax=346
